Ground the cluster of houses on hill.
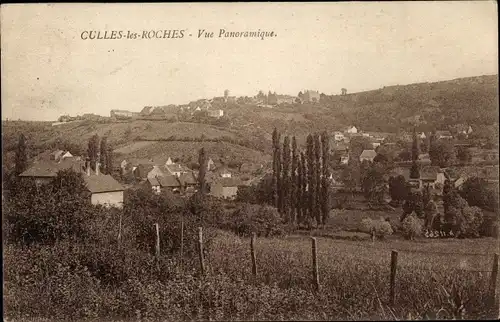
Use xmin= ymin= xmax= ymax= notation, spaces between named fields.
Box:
xmin=17 ymin=149 xmax=254 ymax=208
xmin=118 ymin=156 xmax=247 ymax=199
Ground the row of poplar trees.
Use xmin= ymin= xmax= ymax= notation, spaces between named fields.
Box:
xmin=272 ymin=128 xmax=331 ymax=227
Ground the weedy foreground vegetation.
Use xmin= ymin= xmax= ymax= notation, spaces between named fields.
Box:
xmin=3 ymin=171 xmax=499 ymax=321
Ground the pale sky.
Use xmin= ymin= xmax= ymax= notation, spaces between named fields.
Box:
xmin=1 ymin=2 xmax=498 ymax=121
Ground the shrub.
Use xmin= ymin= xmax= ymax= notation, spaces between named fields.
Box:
xmin=360 ymin=217 xmax=393 ymax=240
xmin=454 ymin=206 xmax=484 ymax=238
xmin=229 ymin=203 xmax=286 ymax=237
xmin=402 ymin=215 xmax=424 ymax=240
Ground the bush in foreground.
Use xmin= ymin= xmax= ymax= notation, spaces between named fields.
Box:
xmin=360 ymin=217 xmax=393 ymax=240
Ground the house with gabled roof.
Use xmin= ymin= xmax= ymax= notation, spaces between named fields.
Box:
xmin=19 ymin=158 xmax=85 ymax=186
xmin=165 ymin=163 xmax=185 ymax=177
xmin=359 ymin=149 xmax=377 ymax=163
xmin=84 ymin=171 xmax=125 ymax=208
xmin=210 ymin=177 xmax=243 ymax=199
xmin=158 ymin=175 xmax=182 ymax=193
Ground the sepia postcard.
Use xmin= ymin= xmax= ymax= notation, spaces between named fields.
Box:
xmin=1 ymin=2 xmax=499 ymax=321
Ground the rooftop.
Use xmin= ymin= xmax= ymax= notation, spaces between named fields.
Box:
xmin=20 ymin=159 xmax=85 ymax=178
xmin=84 ymin=174 xmax=124 ymax=193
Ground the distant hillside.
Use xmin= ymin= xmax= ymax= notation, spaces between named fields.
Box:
xmin=320 ymin=74 xmax=499 ymax=132
xmin=2 ymin=74 xmax=498 ymax=172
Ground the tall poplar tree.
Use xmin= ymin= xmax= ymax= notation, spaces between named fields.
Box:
xmin=306 ymin=134 xmax=316 ymax=225
xmin=291 ymin=136 xmax=298 ymax=224
xmin=99 ymin=136 xmax=108 ymax=174
xmin=272 ymin=128 xmax=280 ymax=209
xmin=276 ymin=145 xmax=283 ymax=214
xmin=14 ymin=133 xmax=28 ymax=176
xmin=106 ymin=145 xmax=114 ymax=176
xmin=87 ymin=134 xmax=100 ymax=171
xmin=321 ymin=131 xmax=330 ymax=225
xmin=314 ymin=133 xmax=322 ymax=225
xmin=198 ymin=147 xmax=207 ymax=194
xmin=410 ymin=128 xmax=420 ymax=179
xmin=300 ymin=152 xmax=307 ymax=225
xmin=282 ymin=136 xmax=291 ymax=222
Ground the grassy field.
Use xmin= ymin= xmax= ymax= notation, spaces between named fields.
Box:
xmin=205 ymin=230 xmax=498 ymax=320
xmin=123 ymin=140 xmax=272 ymax=166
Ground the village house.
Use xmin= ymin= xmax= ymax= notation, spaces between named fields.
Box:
xmin=110 ymin=109 xmax=138 ymax=119
xmin=165 ymin=163 xmax=185 ymax=177
xmin=158 ymin=175 xmax=183 ymax=194
xmin=207 ymin=109 xmax=224 ymax=118
xmin=210 ymin=177 xmax=242 ymax=199
xmin=359 ymin=149 xmax=377 ymax=163
xmin=207 ymin=158 xmax=216 ymax=171
xmin=19 ymin=157 xmax=85 ymax=186
xmin=140 ymin=106 xmax=154 ymax=116
xmin=84 ymin=163 xmax=125 ymax=208
xmin=302 ymin=90 xmax=320 ymax=103
xmin=435 ymin=130 xmax=453 ymax=140
xmin=333 ymin=131 xmax=345 ymax=142
xmin=218 ymin=167 xmax=232 ymax=178
xmin=420 ymin=166 xmax=446 ymax=189
xmin=419 ymin=132 xmax=427 ymax=139
xmin=417 ymin=153 xmax=432 ymax=165
xmin=276 ymin=95 xmax=296 ymax=105
xmin=345 ymin=126 xmax=358 ymax=134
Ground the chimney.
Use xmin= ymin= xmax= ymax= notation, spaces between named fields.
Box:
xmin=86 ymin=161 xmax=91 ymax=176
xmin=96 ymin=162 xmax=100 ymax=176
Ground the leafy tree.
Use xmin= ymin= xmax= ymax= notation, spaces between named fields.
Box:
xmin=402 ymin=191 xmax=424 ymax=221
xmin=14 ymin=133 xmax=28 ymax=176
xmin=4 ymin=169 xmax=91 ymax=245
xmin=398 ymin=149 xmax=412 ymax=162
xmin=429 ymin=140 xmax=456 ymax=168
xmin=362 ymin=162 xmax=388 ymax=205
xmin=457 ymin=146 xmax=472 ymax=164
xmin=460 ymin=177 xmax=499 ymax=211
xmin=389 ymin=175 xmax=409 ymax=205
xmin=341 ymin=161 xmax=360 ymax=194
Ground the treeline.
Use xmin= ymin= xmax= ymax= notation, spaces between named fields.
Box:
xmin=272 ymin=128 xmax=330 ymax=228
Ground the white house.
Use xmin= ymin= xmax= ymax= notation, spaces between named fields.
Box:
xmin=333 ymin=131 xmax=345 ymax=142
xmin=346 ymin=126 xmax=358 ymax=134
xmin=83 ymin=163 xmax=125 ymax=208
xmin=419 ymin=132 xmax=426 ymax=139
xmin=208 ymin=109 xmax=224 ymax=118
xmin=359 ymin=149 xmax=377 ymax=162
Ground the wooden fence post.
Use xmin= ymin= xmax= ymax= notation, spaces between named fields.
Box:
xmin=198 ymin=227 xmax=205 ymax=276
xmin=154 ymin=223 xmax=160 ymax=271
xmin=489 ymin=253 xmax=499 ymax=307
xmin=311 ymin=237 xmax=320 ymax=292
xmin=251 ymin=232 xmax=257 ymax=279
xmin=389 ymin=250 xmax=398 ymax=306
